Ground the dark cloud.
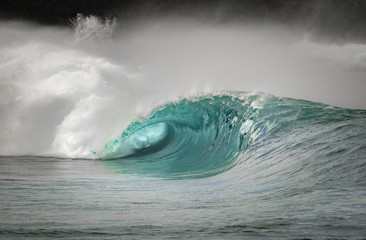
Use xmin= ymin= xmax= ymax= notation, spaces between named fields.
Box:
xmin=1 ymin=0 xmax=366 ymax=42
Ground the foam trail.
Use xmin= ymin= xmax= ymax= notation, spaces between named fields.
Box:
xmin=0 ymin=16 xmax=366 ymax=158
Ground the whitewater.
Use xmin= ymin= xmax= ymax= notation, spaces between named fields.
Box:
xmin=0 ymin=15 xmax=365 ymax=239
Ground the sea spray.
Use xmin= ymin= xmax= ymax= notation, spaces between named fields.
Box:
xmin=71 ymin=13 xmax=117 ymax=43
xmin=1 ymin=16 xmax=366 ymax=158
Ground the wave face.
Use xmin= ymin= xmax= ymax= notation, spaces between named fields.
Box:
xmin=99 ymin=94 xmax=256 ymax=179
xmin=98 ymin=92 xmax=366 ymax=180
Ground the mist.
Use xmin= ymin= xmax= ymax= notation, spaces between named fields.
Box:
xmin=1 ymin=15 xmax=366 ymax=157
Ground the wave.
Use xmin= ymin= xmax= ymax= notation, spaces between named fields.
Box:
xmin=99 ymin=93 xmax=258 ymax=179
xmin=98 ymin=92 xmax=366 ymax=179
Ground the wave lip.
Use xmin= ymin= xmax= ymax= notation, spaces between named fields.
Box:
xmin=98 ymin=94 xmax=258 ymax=179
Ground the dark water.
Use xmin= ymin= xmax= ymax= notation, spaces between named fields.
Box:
xmin=1 ymin=94 xmax=366 ymax=239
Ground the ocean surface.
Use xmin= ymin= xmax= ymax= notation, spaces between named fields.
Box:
xmin=1 ymin=15 xmax=366 ymax=239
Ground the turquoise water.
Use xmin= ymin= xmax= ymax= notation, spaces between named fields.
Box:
xmin=1 ymin=93 xmax=366 ymax=239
